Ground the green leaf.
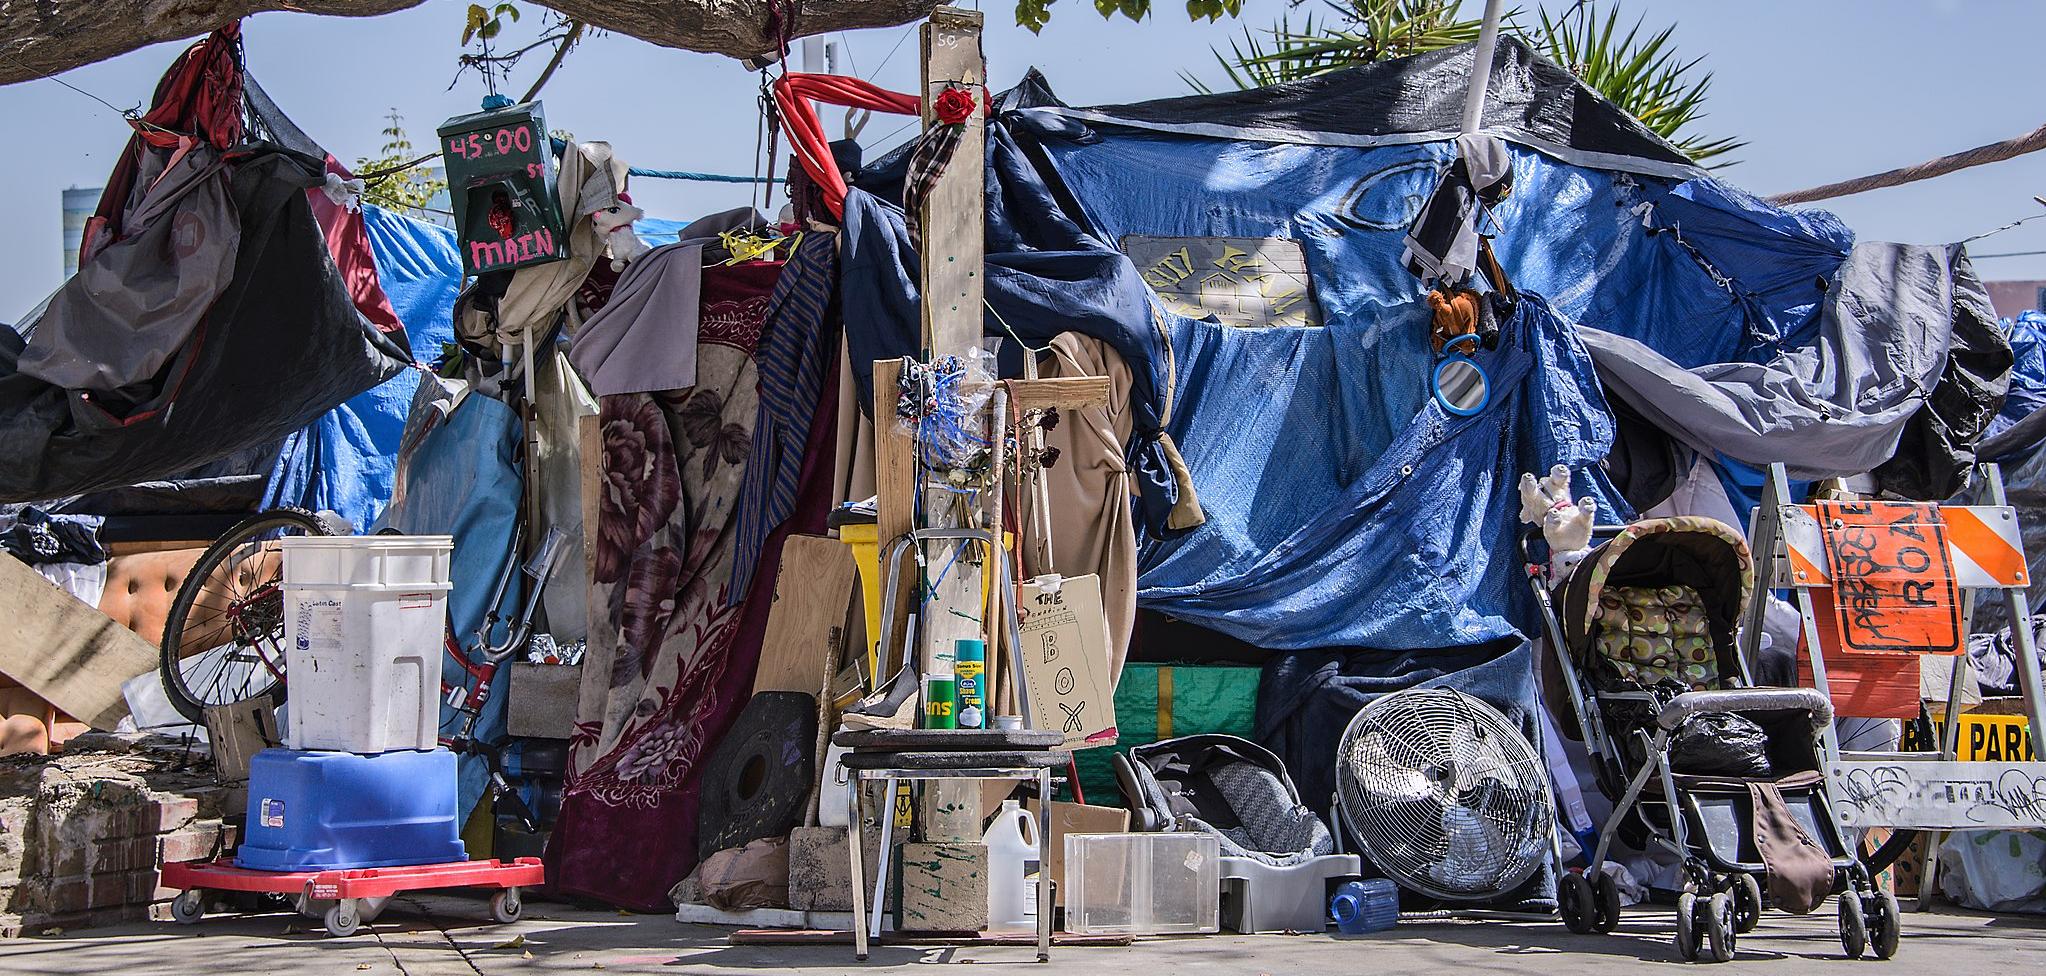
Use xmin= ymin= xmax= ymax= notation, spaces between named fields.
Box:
xmin=1016 ymin=0 xmax=1053 ymax=33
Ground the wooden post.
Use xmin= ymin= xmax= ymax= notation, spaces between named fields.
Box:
xmin=914 ymin=6 xmax=988 ymax=844
xmin=915 ymin=6 xmax=989 ymax=683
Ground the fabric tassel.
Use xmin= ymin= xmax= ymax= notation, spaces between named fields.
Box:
xmin=1157 ymin=432 xmax=1206 ymax=531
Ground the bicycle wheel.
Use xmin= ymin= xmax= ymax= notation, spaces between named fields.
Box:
xmin=159 ymin=509 xmax=330 ymax=724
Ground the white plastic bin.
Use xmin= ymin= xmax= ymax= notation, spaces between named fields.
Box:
xmin=1063 ymin=832 xmax=1220 ymax=935
xmin=281 ymin=536 xmax=454 ymax=753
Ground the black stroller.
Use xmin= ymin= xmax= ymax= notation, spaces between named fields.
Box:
xmin=1526 ymin=517 xmax=1892 ymax=962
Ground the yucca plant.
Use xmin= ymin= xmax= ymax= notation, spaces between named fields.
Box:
xmin=1199 ymin=0 xmax=1742 ymax=164
xmin=1537 ymin=3 xmax=1739 ymax=162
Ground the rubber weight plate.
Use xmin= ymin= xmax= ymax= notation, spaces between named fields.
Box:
xmin=696 ymin=691 xmax=818 ymax=862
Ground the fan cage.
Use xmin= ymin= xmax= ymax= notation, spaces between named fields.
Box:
xmin=1334 ymin=688 xmax=1554 ymax=902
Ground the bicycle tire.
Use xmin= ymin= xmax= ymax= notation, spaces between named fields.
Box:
xmin=1860 ymin=827 xmax=1921 ymax=877
xmin=158 ymin=508 xmax=329 ymax=724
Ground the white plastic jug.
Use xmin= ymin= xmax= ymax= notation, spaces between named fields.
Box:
xmin=983 ymin=799 xmax=1040 ymax=933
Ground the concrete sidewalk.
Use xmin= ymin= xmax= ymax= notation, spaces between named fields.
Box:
xmin=0 ymin=895 xmax=2037 ymax=975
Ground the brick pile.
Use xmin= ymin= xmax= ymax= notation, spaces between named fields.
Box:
xmin=0 ymin=733 xmax=236 ymax=936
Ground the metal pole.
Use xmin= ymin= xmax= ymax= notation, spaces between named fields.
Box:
xmin=1460 ymin=0 xmax=1507 ymax=134
xmin=1986 ymin=464 xmax=2046 ymax=758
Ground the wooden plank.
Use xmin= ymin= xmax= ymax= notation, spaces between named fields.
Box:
xmin=918 ymin=6 xmax=987 ymax=358
xmin=874 ymin=359 xmax=915 ymax=557
xmin=916 ymin=5 xmax=991 ymax=828
xmin=1004 ymin=376 xmax=1112 ymax=412
xmin=916 ymin=5 xmax=989 ymax=681
xmin=730 ymin=929 xmax=1132 ymax=947
xmin=872 ymin=359 xmax=917 ymax=684
xmin=752 ymin=536 xmax=859 ymax=696
xmin=0 ymin=554 xmax=156 ymax=730
xmin=578 ymin=411 xmax=603 ymax=588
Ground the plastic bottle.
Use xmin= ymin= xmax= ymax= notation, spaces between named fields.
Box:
xmin=982 ymin=799 xmax=1040 ymax=933
xmin=1331 ymin=878 xmax=1399 ymax=934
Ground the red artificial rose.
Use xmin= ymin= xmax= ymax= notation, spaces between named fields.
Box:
xmin=933 ymin=85 xmax=978 ymax=126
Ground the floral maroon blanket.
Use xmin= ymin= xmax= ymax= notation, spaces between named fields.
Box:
xmin=546 ymin=261 xmax=801 ymax=911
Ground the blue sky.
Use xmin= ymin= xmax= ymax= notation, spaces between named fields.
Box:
xmin=4 ymin=0 xmax=2045 ymax=323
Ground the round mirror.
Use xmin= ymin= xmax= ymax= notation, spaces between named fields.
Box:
xmin=1432 ymin=340 xmax=1490 ymax=417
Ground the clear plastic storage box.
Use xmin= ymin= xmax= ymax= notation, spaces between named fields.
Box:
xmin=1062 ymin=832 xmax=1220 ymax=935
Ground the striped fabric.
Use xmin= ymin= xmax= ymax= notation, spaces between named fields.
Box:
xmin=728 ymin=230 xmax=841 ymax=602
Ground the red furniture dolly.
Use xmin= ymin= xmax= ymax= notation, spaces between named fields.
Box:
xmin=160 ymin=857 xmax=545 ymax=937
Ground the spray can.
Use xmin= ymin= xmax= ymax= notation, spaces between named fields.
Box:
xmin=954 ymin=639 xmax=987 ymax=729
xmin=923 ymin=672 xmax=957 ymax=729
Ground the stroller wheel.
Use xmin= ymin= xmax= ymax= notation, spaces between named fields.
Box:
xmin=1839 ymin=889 xmax=1868 ymax=959
xmin=1675 ymin=892 xmax=1702 ymax=961
xmin=1560 ymin=872 xmax=1596 ymax=934
xmin=1591 ymin=871 xmax=1622 ymax=933
xmin=1867 ymin=889 xmax=1900 ymax=960
xmin=1704 ymin=891 xmax=1736 ymax=963
xmin=1732 ymin=874 xmax=1762 ymax=934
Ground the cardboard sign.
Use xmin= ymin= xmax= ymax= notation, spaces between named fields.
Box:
xmin=1016 ymin=574 xmax=1118 ymax=750
xmin=438 ymin=100 xmax=569 ymax=276
xmin=1122 ymin=235 xmax=1320 ymax=328
xmin=1816 ymin=500 xmax=1962 ymax=655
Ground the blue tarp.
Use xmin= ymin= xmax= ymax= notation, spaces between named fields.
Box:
xmin=373 ymin=393 xmax=524 ymax=819
xmin=1993 ymin=310 xmax=2046 ymax=439
xmin=1137 ymin=294 xmax=1612 ymax=650
xmin=261 ymin=206 xmax=460 ymax=529
xmin=1026 ymin=126 xmax=1850 ymax=370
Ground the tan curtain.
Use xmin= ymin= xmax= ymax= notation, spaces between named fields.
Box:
xmin=1029 ymin=334 xmax=1138 ymax=677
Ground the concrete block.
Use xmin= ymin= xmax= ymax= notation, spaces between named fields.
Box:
xmin=786 ymin=825 xmax=889 ymax=912
xmin=898 ymin=842 xmax=988 ymax=932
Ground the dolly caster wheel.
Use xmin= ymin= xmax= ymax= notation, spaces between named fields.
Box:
xmin=491 ymin=887 xmax=523 ymax=924
xmin=170 ymin=889 xmax=204 ymax=925
xmin=325 ymin=899 xmax=361 ymax=938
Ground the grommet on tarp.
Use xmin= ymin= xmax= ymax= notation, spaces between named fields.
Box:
xmin=1433 ymin=333 xmax=1491 ymax=417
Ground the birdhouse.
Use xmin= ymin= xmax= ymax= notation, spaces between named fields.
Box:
xmin=437 ymin=100 xmax=569 ymax=276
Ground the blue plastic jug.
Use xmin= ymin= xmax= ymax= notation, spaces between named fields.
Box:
xmin=1331 ymin=879 xmax=1399 ymax=935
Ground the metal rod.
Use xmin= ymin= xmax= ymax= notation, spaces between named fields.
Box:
xmin=1459 ymin=0 xmax=1507 ymax=135
xmin=1985 ymin=464 xmax=2046 ymax=758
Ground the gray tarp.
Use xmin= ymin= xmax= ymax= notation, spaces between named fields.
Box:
xmin=19 ymin=145 xmax=239 ymax=392
xmin=1582 ymin=242 xmax=1986 ymax=480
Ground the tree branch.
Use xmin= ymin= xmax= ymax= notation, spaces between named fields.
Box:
xmin=0 ymin=0 xmax=946 ymax=87
xmin=519 ymin=21 xmax=585 ymax=103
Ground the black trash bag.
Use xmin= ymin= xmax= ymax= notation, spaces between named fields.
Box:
xmin=1669 ymin=712 xmax=1772 ymax=778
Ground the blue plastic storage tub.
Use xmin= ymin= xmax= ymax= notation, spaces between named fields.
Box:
xmin=237 ymin=748 xmax=467 ymax=871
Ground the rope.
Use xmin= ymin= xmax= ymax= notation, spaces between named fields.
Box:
xmin=1769 ymin=121 xmax=2046 ymax=206
xmin=630 ymin=167 xmax=783 ymax=184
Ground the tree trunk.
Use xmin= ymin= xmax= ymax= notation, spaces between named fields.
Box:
xmin=0 ymin=0 xmax=945 ymax=86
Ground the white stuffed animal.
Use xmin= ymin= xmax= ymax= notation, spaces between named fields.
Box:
xmin=1517 ymin=463 xmax=1598 ymax=581
xmin=590 ymin=192 xmax=650 ymax=272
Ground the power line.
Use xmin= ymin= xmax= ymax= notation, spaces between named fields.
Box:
xmin=870 ymin=25 xmax=916 ymax=81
